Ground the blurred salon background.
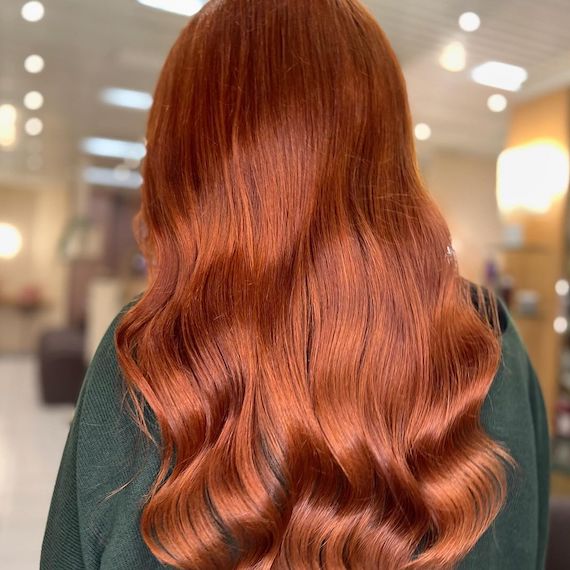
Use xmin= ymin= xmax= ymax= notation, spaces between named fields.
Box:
xmin=1 ymin=1 xmax=570 ymax=568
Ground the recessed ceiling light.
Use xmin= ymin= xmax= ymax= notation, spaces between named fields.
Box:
xmin=100 ymin=88 xmax=153 ymax=111
xmin=415 ymin=123 xmax=432 ymax=141
xmin=83 ymin=166 xmax=143 ymax=189
xmin=80 ymin=137 xmax=147 ymax=161
xmin=25 ymin=117 xmax=43 ymax=136
xmin=487 ymin=94 xmax=508 ymax=113
xmin=439 ymin=41 xmax=466 ymax=72
xmin=471 ymin=61 xmax=528 ymax=92
xmin=459 ymin=12 xmax=480 ymax=32
xmin=23 ymin=90 xmax=44 ymax=110
xmin=0 ymin=104 xmax=17 ymax=148
xmin=137 ymin=0 xmax=206 ymax=17
xmin=21 ymin=1 xmax=45 ymax=22
xmin=24 ymin=54 xmax=44 ymax=74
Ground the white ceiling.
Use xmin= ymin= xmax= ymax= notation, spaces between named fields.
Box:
xmin=0 ymin=0 xmax=569 ymax=189
xmin=372 ymin=0 xmax=570 ymax=156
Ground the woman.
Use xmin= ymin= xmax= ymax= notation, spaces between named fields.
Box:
xmin=41 ymin=1 xmax=549 ymax=568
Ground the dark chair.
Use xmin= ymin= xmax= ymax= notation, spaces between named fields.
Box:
xmin=546 ymin=497 xmax=570 ymax=569
xmin=38 ymin=328 xmax=86 ymax=404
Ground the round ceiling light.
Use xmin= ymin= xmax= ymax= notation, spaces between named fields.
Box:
xmin=415 ymin=123 xmax=432 ymax=141
xmin=487 ymin=94 xmax=508 ymax=113
xmin=25 ymin=117 xmax=43 ymax=136
xmin=459 ymin=12 xmax=481 ymax=32
xmin=23 ymin=91 xmax=44 ymax=110
xmin=439 ymin=41 xmax=466 ymax=72
xmin=21 ymin=1 xmax=45 ymax=22
xmin=24 ymin=54 xmax=44 ymax=74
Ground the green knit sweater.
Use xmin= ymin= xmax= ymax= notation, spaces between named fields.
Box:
xmin=41 ymin=300 xmax=550 ymax=569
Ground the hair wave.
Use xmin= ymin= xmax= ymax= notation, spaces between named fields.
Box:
xmin=116 ymin=1 xmax=513 ymax=568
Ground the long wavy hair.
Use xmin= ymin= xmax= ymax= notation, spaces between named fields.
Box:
xmin=116 ymin=1 xmax=513 ymax=568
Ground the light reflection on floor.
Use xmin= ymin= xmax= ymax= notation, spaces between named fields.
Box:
xmin=0 ymin=356 xmax=74 ymax=569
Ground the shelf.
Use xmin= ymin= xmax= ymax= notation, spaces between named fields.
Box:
xmin=489 ymin=243 xmax=551 ymax=254
xmin=510 ymin=311 xmax=544 ymax=322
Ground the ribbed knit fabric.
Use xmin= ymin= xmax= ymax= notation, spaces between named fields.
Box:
xmin=40 ymin=299 xmax=550 ymax=569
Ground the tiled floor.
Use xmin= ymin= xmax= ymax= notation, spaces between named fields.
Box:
xmin=0 ymin=356 xmax=74 ymax=569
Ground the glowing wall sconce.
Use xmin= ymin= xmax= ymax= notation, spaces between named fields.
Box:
xmin=0 ymin=223 xmax=23 ymax=259
xmin=0 ymin=104 xmax=17 ymax=148
xmin=497 ymin=139 xmax=570 ymax=215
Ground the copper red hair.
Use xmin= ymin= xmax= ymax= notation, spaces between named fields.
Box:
xmin=116 ymin=1 xmax=513 ymax=567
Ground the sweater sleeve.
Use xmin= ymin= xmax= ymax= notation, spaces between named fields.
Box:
xmin=40 ymin=302 xmax=150 ymax=570
xmin=40 ymin=366 xmax=88 ymax=569
xmin=42 ymin=303 xmax=164 ymax=570
xmin=526 ymin=356 xmax=551 ymax=569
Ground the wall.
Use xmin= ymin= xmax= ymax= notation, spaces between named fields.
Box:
xmin=0 ymin=182 xmax=70 ymax=352
xmin=499 ymin=89 xmax=570 ymax=427
xmin=421 ymin=148 xmax=503 ymax=284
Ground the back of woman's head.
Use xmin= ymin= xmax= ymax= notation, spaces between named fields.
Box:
xmin=116 ymin=1 xmax=512 ymax=568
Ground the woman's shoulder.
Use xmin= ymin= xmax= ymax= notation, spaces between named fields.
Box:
xmin=463 ymin=279 xmax=533 ymax=401
xmin=73 ymin=298 xmax=162 ymax=568
xmin=466 ymin=283 xmax=550 ymax=569
xmin=75 ymin=298 xmax=143 ymax=472
xmin=81 ymin=295 xmax=141 ymax=398
xmin=77 ymin=301 xmax=133 ymax=414
xmin=77 ymin=295 xmax=151 ymax=457
xmin=466 ymin=280 xmax=509 ymax=335
xmin=464 ymin=281 xmax=539 ymax=401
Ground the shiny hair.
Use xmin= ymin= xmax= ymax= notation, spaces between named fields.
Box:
xmin=115 ymin=0 xmax=513 ymax=567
